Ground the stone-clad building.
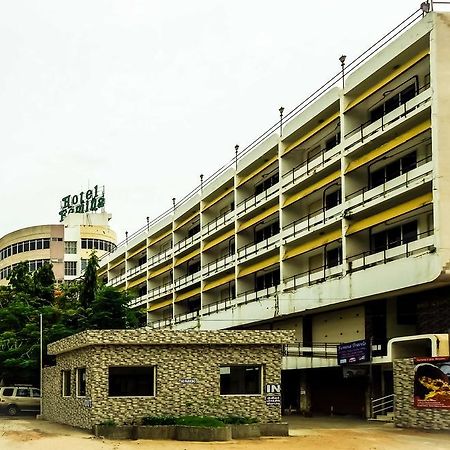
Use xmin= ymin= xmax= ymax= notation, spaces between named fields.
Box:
xmin=42 ymin=329 xmax=294 ymax=429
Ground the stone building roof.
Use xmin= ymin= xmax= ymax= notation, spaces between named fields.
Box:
xmin=47 ymin=328 xmax=296 ymax=355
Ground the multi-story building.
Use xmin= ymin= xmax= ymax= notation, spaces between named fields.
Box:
xmin=0 ymin=212 xmax=116 ymax=285
xmin=99 ymin=10 xmax=450 ymax=417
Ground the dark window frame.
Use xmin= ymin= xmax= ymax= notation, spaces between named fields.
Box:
xmin=220 ymin=365 xmax=262 ymax=396
xmin=108 ymin=366 xmax=156 ymax=398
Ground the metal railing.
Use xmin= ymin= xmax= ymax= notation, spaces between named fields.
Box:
xmin=236 ymin=182 xmax=279 ymax=216
xmin=202 ymin=253 xmax=234 ymax=277
xmin=371 ymin=394 xmax=395 ymax=418
xmin=202 ymin=208 xmax=234 ymax=236
xmin=237 ymin=234 xmax=280 ymax=262
xmin=283 ymin=342 xmax=339 ymax=359
xmin=100 ymin=8 xmax=425 ymax=261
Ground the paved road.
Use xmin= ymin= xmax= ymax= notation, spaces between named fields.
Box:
xmin=0 ymin=415 xmax=449 ymax=450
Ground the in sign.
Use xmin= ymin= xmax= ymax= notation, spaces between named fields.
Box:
xmin=265 ymin=383 xmax=281 ymax=394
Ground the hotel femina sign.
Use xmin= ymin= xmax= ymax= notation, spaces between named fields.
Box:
xmin=59 ymin=185 xmax=105 ymax=222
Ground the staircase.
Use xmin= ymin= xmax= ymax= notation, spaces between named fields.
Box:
xmin=369 ymin=394 xmax=395 ymax=422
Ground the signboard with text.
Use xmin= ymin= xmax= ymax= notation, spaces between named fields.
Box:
xmin=59 ymin=185 xmax=105 ymax=222
xmin=337 ymin=339 xmax=370 ymax=365
xmin=414 ymin=357 xmax=450 ymax=409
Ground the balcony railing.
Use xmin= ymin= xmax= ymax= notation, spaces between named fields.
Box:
xmin=202 ymin=208 xmax=234 ymax=237
xmin=282 ymin=145 xmax=341 ymax=189
xmin=237 ymin=234 xmax=280 ymax=262
xmin=109 ymin=272 xmax=127 ymax=286
xmin=174 ymin=232 xmax=201 ymax=255
xmin=344 ymin=83 xmax=431 ymax=153
xmin=283 ymin=204 xmax=342 ymax=243
xmin=345 ymin=156 xmax=432 ymax=211
xmin=148 ymin=248 xmax=172 ymax=270
xmin=236 ymin=183 xmax=279 ymax=217
xmin=283 ymin=341 xmax=339 ymax=359
xmin=126 ymin=261 xmax=147 ymax=278
xmin=147 ymin=282 xmax=173 ymax=300
xmin=203 ymin=253 xmax=235 ymax=278
xmin=174 ymin=270 xmax=201 ymax=289
xmin=347 ymin=230 xmax=434 ymax=273
xmin=284 ymin=264 xmax=343 ymax=291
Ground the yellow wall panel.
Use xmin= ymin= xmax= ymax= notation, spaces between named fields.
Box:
xmin=345 ymin=49 xmax=429 ymax=112
xmin=345 ymin=121 xmax=431 ymax=173
xmin=346 ymin=193 xmax=432 ymax=235
xmin=127 ymin=275 xmax=147 ymax=289
xmin=238 ymin=255 xmax=279 ymax=278
xmin=148 ymin=297 xmax=172 ymax=312
xmin=202 ymin=187 xmax=234 ymax=212
xmin=127 ymin=245 xmax=146 ymax=259
xmin=149 ymin=229 xmax=171 ymax=246
xmin=203 ymin=229 xmax=235 ymax=251
xmin=204 ymin=273 xmax=235 ymax=292
xmin=237 ymin=155 xmax=278 ymax=187
xmin=174 ymin=248 xmax=201 ymax=267
xmin=283 ymin=171 xmax=340 ymax=208
xmin=175 ymin=287 xmax=201 ymax=302
xmin=284 ymin=112 xmax=340 ymax=155
xmin=175 ymin=211 xmax=200 ymax=231
xmin=149 ymin=263 xmax=172 ymax=279
xmin=283 ymin=229 xmax=342 ymax=260
xmin=238 ymin=205 xmax=279 ymax=232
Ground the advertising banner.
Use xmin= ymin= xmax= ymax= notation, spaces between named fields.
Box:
xmin=337 ymin=339 xmax=370 ymax=365
xmin=414 ymin=357 xmax=450 ymax=409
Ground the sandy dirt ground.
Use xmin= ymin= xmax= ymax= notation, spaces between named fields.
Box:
xmin=1 ymin=415 xmax=450 ymax=450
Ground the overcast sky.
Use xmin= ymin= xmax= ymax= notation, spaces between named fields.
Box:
xmin=0 ymin=0 xmax=434 ymax=242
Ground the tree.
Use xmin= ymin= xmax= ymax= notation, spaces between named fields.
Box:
xmin=78 ymin=252 xmax=99 ymax=309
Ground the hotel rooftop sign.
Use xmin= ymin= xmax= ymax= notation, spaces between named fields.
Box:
xmin=59 ymin=185 xmax=105 ymax=222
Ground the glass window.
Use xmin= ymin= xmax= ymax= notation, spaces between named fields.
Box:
xmin=64 ymin=241 xmax=77 ymax=254
xmin=64 ymin=261 xmax=77 ymax=277
xmin=31 ymin=388 xmax=40 ymax=398
xmin=326 ymin=247 xmax=342 ymax=268
xmin=108 ymin=366 xmax=155 ymax=397
xmin=76 ymin=368 xmax=86 ymax=397
xmin=2 ymin=388 xmax=14 ymax=396
xmin=220 ymin=365 xmax=262 ymax=395
xmin=16 ymin=388 xmax=30 ymax=397
xmin=61 ymin=370 xmax=71 ymax=397
xmin=325 ymin=189 xmax=341 ymax=210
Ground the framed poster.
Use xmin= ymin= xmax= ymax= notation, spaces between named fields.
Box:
xmin=413 ymin=357 xmax=450 ymax=409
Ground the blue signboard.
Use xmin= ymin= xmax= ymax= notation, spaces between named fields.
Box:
xmin=337 ymin=339 xmax=370 ymax=365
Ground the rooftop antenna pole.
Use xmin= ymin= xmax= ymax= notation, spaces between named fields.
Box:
xmin=146 ymin=216 xmax=150 ymax=232
xmin=200 ymin=174 xmax=204 ymax=193
xmin=339 ymin=55 xmax=347 ymax=90
xmin=235 ymin=145 xmax=239 ymax=171
xmin=172 ymin=197 xmax=176 ymax=212
xmin=279 ymin=106 xmax=285 ymax=137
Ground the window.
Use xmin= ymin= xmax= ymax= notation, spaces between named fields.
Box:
xmin=325 ymin=132 xmax=341 ymax=150
xmin=64 ymin=261 xmax=77 ymax=277
xmin=370 ymin=151 xmax=417 ymax=189
xmin=187 ymin=259 xmax=201 ymax=275
xmin=371 ymin=220 xmax=418 ymax=253
xmin=16 ymin=388 xmax=30 ymax=397
xmin=187 ymin=223 xmax=200 ymax=238
xmin=108 ymin=366 xmax=155 ymax=397
xmin=220 ymin=365 xmax=262 ymax=395
xmin=255 ymin=269 xmax=280 ymax=291
xmin=31 ymin=388 xmax=40 ymax=398
xmin=255 ymin=221 xmax=279 ymax=244
xmin=62 ymin=370 xmax=71 ymax=397
xmin=325 ymin=189 xmax=341 ymax=210
xmin=76 ymin=368 xmax=86 ymax=397
xmin=64 ymin=241 xmax=77 ymax=254
xmin=255 ymin=172 xmax=279 ymax=196
xmin=80 ymin=259 xmax=88 ymax=272
xmin=326 ymin=247 xmax=342 ymax=268
xmin=370 ymin=83 xmax=417 ymax=123
xmin=2 ymin=388 xmax=14 ymax=396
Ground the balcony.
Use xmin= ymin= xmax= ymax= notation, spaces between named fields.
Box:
xmin=148 ymin=248 xmax=172 ymax=270
xmin=236 ymin=183 xmax=279 ymax=218
xmin=237 ymin=234 xmax=280 ymax=264
xmin=126 ymin=261 xmax=147 ymax=279
xmin=202 ymin=285 xmax=278 ymax=317
xmin=147 ymin=282 xmax=173 ymax=300
xmin=109 ymin=273 xmax=127 ymax=287
xmin=128 ymin=294 xmax=149 ymax=308
xmin=282 ymin=146 xmax=341 ymax=191
xmin=344 ymin=85 xmax=431 ymax=156
xmin=347 ymin=230 xmax=434 ymax=273
xmin=283 ymin=205 xmax=342 ymax=245
xmin=203 ymin=254 xmax=235 ymax=278
xmin=345 ymin=158 xmax=432 ymax=215
xmin=284 ymin=264 xmax=343 ymax=291
xmin=202 ymin=208 xmax=234 ymax=239
xmin=173 ymin=232 xmax=201 ymax=255
xmin=174 ymin=270 xmax=201 ymax=290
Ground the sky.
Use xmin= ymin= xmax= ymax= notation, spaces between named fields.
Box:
xmin=0 ymin=0 xmax=436 ymax=243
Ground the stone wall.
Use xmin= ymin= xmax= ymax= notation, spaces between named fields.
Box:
xmin=43 ymin=329 xmax=293 ymax=429
xmin=394 ymin=358 xmax=450 ymax=430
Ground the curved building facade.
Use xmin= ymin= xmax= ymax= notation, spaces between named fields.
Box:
xmin=0 ymin=212 xmax=116 ymax=285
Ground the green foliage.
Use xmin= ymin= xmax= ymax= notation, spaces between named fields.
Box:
xmin=142 ymin=415 xmax=178 ymax=425
xmin=99 ymin=419 xmax=117 ymax=427
xmin=0 ymin=253 xmax=141 ymax=385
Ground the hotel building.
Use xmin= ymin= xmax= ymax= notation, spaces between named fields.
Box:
xmin=0 ymin=212 xmax=116 ymax=285
xmin=99 ymin=10 xmax=450 ymax=416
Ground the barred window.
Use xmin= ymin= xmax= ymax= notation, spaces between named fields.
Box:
xmin=64 ymin=261 xmax=77 ymax=277
xmin=64 ymin=241 xmax=77 ymax=254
